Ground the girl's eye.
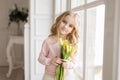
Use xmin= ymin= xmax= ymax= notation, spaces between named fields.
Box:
xmin=62 ymin=20 xmax=67 ymax=24
xmin=69 ymin=25 xmax=73 ymax=28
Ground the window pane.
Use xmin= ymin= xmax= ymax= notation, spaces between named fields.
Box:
xmin=86 ymin=5 xmax=105 ymax=80
xmin=76 ymin=10 xmax=85 ymax=79
xmin=71 ymin=0 xmax=85 ymax=9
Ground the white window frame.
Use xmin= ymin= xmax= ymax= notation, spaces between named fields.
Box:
xmin=70 ymin=1 xmax=105 ymax=80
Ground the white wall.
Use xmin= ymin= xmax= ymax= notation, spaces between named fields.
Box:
xmin=0 ymin=0 xmax=29 ymax=66
xmin=103 ymin=0 xmax=120 ymax=80
xmin=115 ymin=0 xmax=120 ymax=80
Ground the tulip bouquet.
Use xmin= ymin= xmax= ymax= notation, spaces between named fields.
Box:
xmin=55 ymin=38 xmax=76 ymax=80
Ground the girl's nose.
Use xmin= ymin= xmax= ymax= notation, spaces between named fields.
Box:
xmin=64 ymin=25 xmax=69 ymax=32
xmin=64 ymin=24 xmax=68 ymax=28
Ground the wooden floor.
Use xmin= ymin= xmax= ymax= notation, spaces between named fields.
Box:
xmin=0 ymin=66 xmax=24 ymax=80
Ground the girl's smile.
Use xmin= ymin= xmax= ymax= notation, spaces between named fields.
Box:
xmin=58 ymin=15 xmax=76 ymax=37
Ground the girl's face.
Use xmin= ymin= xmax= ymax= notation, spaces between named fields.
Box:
xmin=58 ymin=15 xmax=75 ymax=37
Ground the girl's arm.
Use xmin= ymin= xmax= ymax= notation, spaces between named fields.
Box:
xmin=38 ymin=39 xmax=62 ymax=66
xmin=38 ymin=40 xmax=51 ymax=65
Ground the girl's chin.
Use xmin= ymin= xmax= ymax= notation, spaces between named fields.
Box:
xmin=60 ymin=32 xmax=67 ymax=35
xmin=60 ymin=31 xmax=68 ymax=35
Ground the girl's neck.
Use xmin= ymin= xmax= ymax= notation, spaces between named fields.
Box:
xmin=59 ymin=35 xmax=66 ymax=40
xmin=54 ymin=34 xmax=66 ymax=40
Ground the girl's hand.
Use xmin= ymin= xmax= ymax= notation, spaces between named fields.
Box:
xmin=51 ymin=56 xmax=62 ymax=66
xmin=62 ymin=59 xmax=69 ymax=68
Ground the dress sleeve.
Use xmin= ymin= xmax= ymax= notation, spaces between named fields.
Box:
xmin=64 ymin=52 xmax=79 ymax=69
xmin=38 ymin=39 xmax=52 ymax=65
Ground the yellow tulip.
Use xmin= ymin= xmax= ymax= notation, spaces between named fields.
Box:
xmin=55 ymin=39 xmax=76 ymax=80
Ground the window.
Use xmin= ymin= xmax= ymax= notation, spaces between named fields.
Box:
xmin=70 ymin=0 xmax=105 ymax=80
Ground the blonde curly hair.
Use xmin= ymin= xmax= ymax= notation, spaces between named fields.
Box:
xmin=49 ymin=11 xmax=80 ymax=47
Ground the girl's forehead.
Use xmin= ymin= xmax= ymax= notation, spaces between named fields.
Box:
xmin=63 ymin=15 xmax=76 ymax=25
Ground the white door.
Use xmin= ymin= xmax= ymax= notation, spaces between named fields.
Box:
xmin=30 ymin=0 xmax=54 ymax=80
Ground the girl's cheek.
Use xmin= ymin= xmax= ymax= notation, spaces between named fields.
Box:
xmin=61 ymin=22 xmax=66 ymax=26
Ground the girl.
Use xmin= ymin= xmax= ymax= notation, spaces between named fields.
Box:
xmin=38 ymin=11 xmax=80 ymax=80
